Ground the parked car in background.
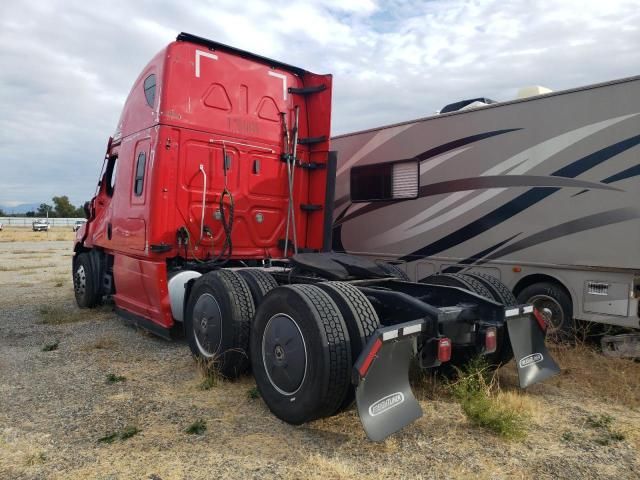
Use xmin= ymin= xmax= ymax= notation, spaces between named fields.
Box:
xmin=32 ymin=219 xmax=50 ymax=232
xmin=72 ymin=219 xmax=87 ymax=232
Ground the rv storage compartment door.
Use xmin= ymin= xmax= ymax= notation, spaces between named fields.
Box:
xmin=350 ymin=159 xmax=419 ymax=202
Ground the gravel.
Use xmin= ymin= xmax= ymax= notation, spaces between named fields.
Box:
xmin=1 ymin=240 xmax=639 ymax=479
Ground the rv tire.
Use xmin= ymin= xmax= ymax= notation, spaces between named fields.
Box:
xmin=376 ymin=261 xmax=410 ymax=280
xmin=517 ymin=282 xmax=574 ymax=341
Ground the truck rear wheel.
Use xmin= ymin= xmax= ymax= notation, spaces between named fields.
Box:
xmin=185 ymin=269 xmax=254 ymax=378
xmin=237 ymin=269 xmax=278 ymax=306
xmin=517 ymin=282 xmax=573 ymax=341
xmin=317 ymin=281 xmax=380 ymax=411
xmin=73 ymin=252 xmax=100 ymax=308
xmin=250 ymin=284 xmax=352 ymax=424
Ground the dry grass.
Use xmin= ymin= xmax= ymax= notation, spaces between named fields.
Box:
xmin=0 ymin=226 xmax=74 ymax=243
xmin=547 ymin=342 xmax=640 ymax=408
xmin=84 ymin=335 xmax=118 ymax=350
xmin=38 ymin=304 xmax=88 ymax=325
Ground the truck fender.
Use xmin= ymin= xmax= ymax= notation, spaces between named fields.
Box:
xmin=168 ymin=270 xmax=202 ymax=322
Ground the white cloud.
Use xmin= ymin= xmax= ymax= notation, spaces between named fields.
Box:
xmin=0 ymin=0 xmax=638 ymax=206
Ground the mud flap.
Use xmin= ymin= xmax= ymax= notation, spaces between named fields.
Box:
xmin=353 ymin=321 xmax=425 ymax=442
xmin=505 ymin=307 xmax=560 ymax=388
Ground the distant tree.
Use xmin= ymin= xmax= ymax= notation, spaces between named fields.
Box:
xmin=52 ymin=196 xmax=77 ymax=218
xmin=25 ymin=211 xmax=35 ymax=217
xmin=0 ymin=207 xmax=5 ymax=216
xmin=74 ymin=205 xmax=86 ymax=218
xmin=37 ymin=203 xmax=55 ymax=218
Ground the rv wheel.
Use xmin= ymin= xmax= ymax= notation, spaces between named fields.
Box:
xmin=317 ymin=281 xmax=381 ymax=411
xmin=73 ymin=252 xmax=100 ymax=308
xmin=517 ymin=282 xmax=574 ymax=341
xmin=185 ymin=270 xmax=255 ymax=378
xmin=250 ymin=284 xmax=351 ymax=424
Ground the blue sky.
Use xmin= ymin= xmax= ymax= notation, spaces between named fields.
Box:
xmin=0 ymin=0 xmax=639 ymax=208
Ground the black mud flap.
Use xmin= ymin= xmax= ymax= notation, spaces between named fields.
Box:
xmin=353 ymin=321 xmax=425 ymax=442
xmin=505 ymin=306 xmax=560 ymax=388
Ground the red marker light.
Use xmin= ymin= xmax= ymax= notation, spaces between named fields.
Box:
xmin=485 ymin=327 xmax=497 ymax=354
xmin=437 ymin=338 xmax=452 ymax=363
xmin=358 ymin=338 xmax=383 ymax=378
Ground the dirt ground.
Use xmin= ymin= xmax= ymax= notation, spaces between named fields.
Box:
xmin=1 ymin=237 xmax=639 ymax=479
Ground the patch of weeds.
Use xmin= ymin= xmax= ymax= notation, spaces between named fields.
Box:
xmin=24 ymin=451 xmax=46 ymax=466
xmin=586 ymin=414 xmax=613 ymax=429
xmin=450 ymin=357 xmax=529 ymax=440
xmin=91 ymin=336 xmax=117 ymax=350
xmin=97 ymin=432 xmax=118 ymax=444
xmin=247 ymin=386 xmax=260 ymax=399
xmin=98 ymin=425 xmax=139 ymax=444
xmin=106 ymin=373 xmax=126 ymax=384
xmin=38 ymin=305 xmax=86 ymax=325
xmin=119 ymin=425 xmax=139 ymax=440
xmin=41 ymin=341 xmax=59 ymax=352
xmin=52 ymin=276 xmax=66 ymax=287
xmin=561 ymin=431 xmax=576 ymax=442
xmin=197 ymin=358 xmax=221 ymax=390
xmin=185 ymin=419 xmax=207 ymax=435
xmin=585 ymin=413 xmax=625 ymax=446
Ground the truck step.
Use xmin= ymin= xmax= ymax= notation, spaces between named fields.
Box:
xmin=298 ymin=136 xmax=327 ymax=145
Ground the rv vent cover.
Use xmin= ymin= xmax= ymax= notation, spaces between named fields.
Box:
xmin=587 ymin=282 xmax=609 ymax=296
xmin=392 ymin=162 xmax=419 ymax=199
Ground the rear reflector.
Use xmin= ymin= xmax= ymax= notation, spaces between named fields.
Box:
xmin=437 ymin=338 xmax=452 ymax=363
xmin=358 ymin=338 xmax=383 ymax=378
xmin=485 ymin=327 xmax=497 ymax=354
xmin=533 ymin=308 xmax=548 ymax=332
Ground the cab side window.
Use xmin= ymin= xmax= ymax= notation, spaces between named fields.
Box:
xmin=134 ymin=152 xmax=146 ymax=196
xmin=104 ymin=155 xmax=118 ymax=197
xmin=144 ymin=74 xmax=156 ymax=107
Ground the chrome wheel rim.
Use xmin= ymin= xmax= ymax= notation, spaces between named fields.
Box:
xmin=74 ymin=264 xmax=86 ymax=297
xmin=527 ymin=294 xmax=564 ymax=334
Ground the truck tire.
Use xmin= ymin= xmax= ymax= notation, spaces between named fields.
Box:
xmin=251 ymin=284 xmax=352 ymax=424
xmin=422 ymin=273 xmax=493 ymax=300
xmin=185 ymin=269 xmax=255 ymax=379
xmin=237 ymin=269 xmax=278 ymax=307
xmin=317 ymin=281 xmax=381 ymax=411
xmin=462 ymin=273 xmax=516 ymax=365
xmin=464 ymin=273 xmax=517 ymax=306
xmin=73 ymin=252 xmax=100 ymax=308
xmin=376 ymin=261 xmax=410 ymax=280
xmin=517 ymin=282 xmax=574 ymax=341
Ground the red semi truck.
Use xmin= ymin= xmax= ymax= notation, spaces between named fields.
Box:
xmin=73 ymin=33 xmax=558 ymax=441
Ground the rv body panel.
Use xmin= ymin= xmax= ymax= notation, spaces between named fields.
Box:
xmin=333 ymin=76 xmax=640 ymax=328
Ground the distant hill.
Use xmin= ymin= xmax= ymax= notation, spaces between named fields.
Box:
xmin=0 ymin=203 xmax=41 ymax=215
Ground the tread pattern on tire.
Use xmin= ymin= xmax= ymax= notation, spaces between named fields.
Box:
xmin=317 ymin=281 xmax=381 ymax=413
xmin=424 ymin=273 xmax=493 ymax=299
xmin=465 ymin=272 xmax=517 ymax=306
xmin=376 ymin=261 xmax=410 ymax=281
xmin=318 ymin=281 xmax=380 ymax=340
xmin=214 ymin=269 xmax=255 ymax=359
xmin=288 ymin=284 xmax=351 ymax=418
xmin=237 ymin=269 xmax=278 ymax=303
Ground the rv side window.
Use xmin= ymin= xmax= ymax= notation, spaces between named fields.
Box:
xmin=104 ymin=155 xmax=118 ymax=197
xmin=143 ymin=74 xmax=156 ymax=107
xmin=350 ymin=160 xmax=419 ymax=202
xmin=134 ymin=152 xmax=146 ymax=196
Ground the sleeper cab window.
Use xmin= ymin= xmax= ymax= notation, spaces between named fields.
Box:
xmin=134 ymin=152 xmax=146 ymax=196
xmin=143 ymin=74 xmax=156 ymax=107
